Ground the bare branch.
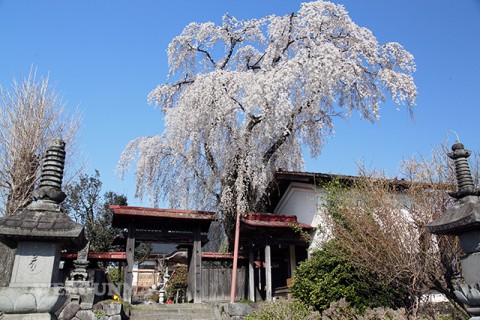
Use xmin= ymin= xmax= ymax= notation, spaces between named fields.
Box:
xmin=0 ymin=69 xmax=83 ymax=216
xmin=188 ymin=44 xmax=216 ymax=66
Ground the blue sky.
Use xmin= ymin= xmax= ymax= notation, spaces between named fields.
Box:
xmin=0 ymin=0 xmax=479 ymax=207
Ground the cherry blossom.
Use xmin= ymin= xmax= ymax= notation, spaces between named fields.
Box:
xmin=119 ymin=0 xmax=417 ymax=242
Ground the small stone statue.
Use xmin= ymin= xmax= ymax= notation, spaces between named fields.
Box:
xmin=71 ymin=241 xmax=90 ymax=281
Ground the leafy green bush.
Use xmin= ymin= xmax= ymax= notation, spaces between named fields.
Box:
xmin=291 ymin=241 xmax=402 ymax=312
xmin=166 ymin=265 xmax=188 ymax=298
xmin=245 ymin=300 xmax=320 ymax=320
xmin=108 ymin=267 xmax=122 ymax=285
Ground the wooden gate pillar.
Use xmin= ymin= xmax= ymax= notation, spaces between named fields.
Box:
xmin=289 ymin=244 xmax=297 ymax=277
xmin=188 ymin=226 xmax=202 ymax=303
xmin=123 ymin=220 xmax=136 ymax=303
xmin=248 ymin=245 xmax=255 ymax=302
xmin=265 ymin=242 xmax=272 ymax=301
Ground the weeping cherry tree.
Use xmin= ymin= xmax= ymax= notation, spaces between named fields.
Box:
xmin=118 ymin=1 xmax=417 ymax=245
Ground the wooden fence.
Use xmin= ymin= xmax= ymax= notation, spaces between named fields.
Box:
xmin=202 ymin=266 xmax=246 ymax=301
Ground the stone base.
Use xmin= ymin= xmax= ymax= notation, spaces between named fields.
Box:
xmin=226 ymin=302 xmax=254 ymax=316
xmin=0 ymin=287 xmax=66 ymax=314
xmin=65 ymin=281 xmax=94 ymax=310
xmin=2 ymin=313 xmax=55 ymax=320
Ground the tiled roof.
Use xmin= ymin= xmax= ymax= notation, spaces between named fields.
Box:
xmin=61 ymin=251 xmax=126 ymax=261
xmin=275 ymin=170 xmax=359 ymax=181
xmin=0 ymin=208 xmax=85 ymax=246
xmin=110 ymin=205 xmax=216 ymax=220
xmin=266 ymin=170 xmax=414 ymax=212
xmin=202 ymin=252 xmax=247 ymax=260
xmin=242 ymin=213 xmax=314 ymax=230
xmin=274 ymin=170 xmax=413 ymax=189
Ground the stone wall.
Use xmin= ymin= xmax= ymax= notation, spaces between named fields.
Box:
xmin=57 ymin=300 xmax=125 ymax=320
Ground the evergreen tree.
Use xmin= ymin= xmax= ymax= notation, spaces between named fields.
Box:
xmin=65 ymin=170 xmax=127 ymax=252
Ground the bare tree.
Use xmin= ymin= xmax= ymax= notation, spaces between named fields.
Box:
xmin=0 ymin=69 xmax=82 ymax=285
xmin=0 ymin=70 xmax=82 ymax=216
xmin=321 ymin=145 xmax=469 ymax=315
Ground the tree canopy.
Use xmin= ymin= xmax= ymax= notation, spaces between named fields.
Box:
xmin=65 ymin=170 xmax=127 ymax=252
xmin=119 ymin=0 xmax=417 ymax=243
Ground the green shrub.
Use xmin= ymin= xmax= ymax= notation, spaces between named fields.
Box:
xmin=166 ymin=265 xmax=188 ymax=298
xmin=291 ymin=241 xmax=402 ymax=312
xmin=108 ymin=267 xmax=122 ymax=285
xmin=322 ymin=299 xmax=408 ymax=320
xmin=246 ymin=299 xmax=411 ymax=320
xmin=246 ymin=300 xmax=320 ymax=320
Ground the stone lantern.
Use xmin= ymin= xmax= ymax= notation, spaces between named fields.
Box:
xmin=426 ymin=142 xmax=480 ymax=319
xmin=0 ymin=139 xmax=86 ymax=319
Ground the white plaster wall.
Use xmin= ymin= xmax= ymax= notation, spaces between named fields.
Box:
xmin=421 ymin=291 xmax=448 ymax=304
xmin=274 ymin=182 xmax=317 ymax=225
xmin=132 ymin=265 xmax=138 ymax=288
xmin=274 ymin=182 xmax=332 ymax=253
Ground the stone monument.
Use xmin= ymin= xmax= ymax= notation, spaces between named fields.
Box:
xmin=64 ymin=239 xmax=96 ymax=311
xmin=427 ymin=142 xmax=480 ymax=319
xmin=0 ymin=139 xmax=86 ymax=319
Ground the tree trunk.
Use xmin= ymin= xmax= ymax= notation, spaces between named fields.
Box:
xmin=223 ymin=207 xmax=237 ymax=251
